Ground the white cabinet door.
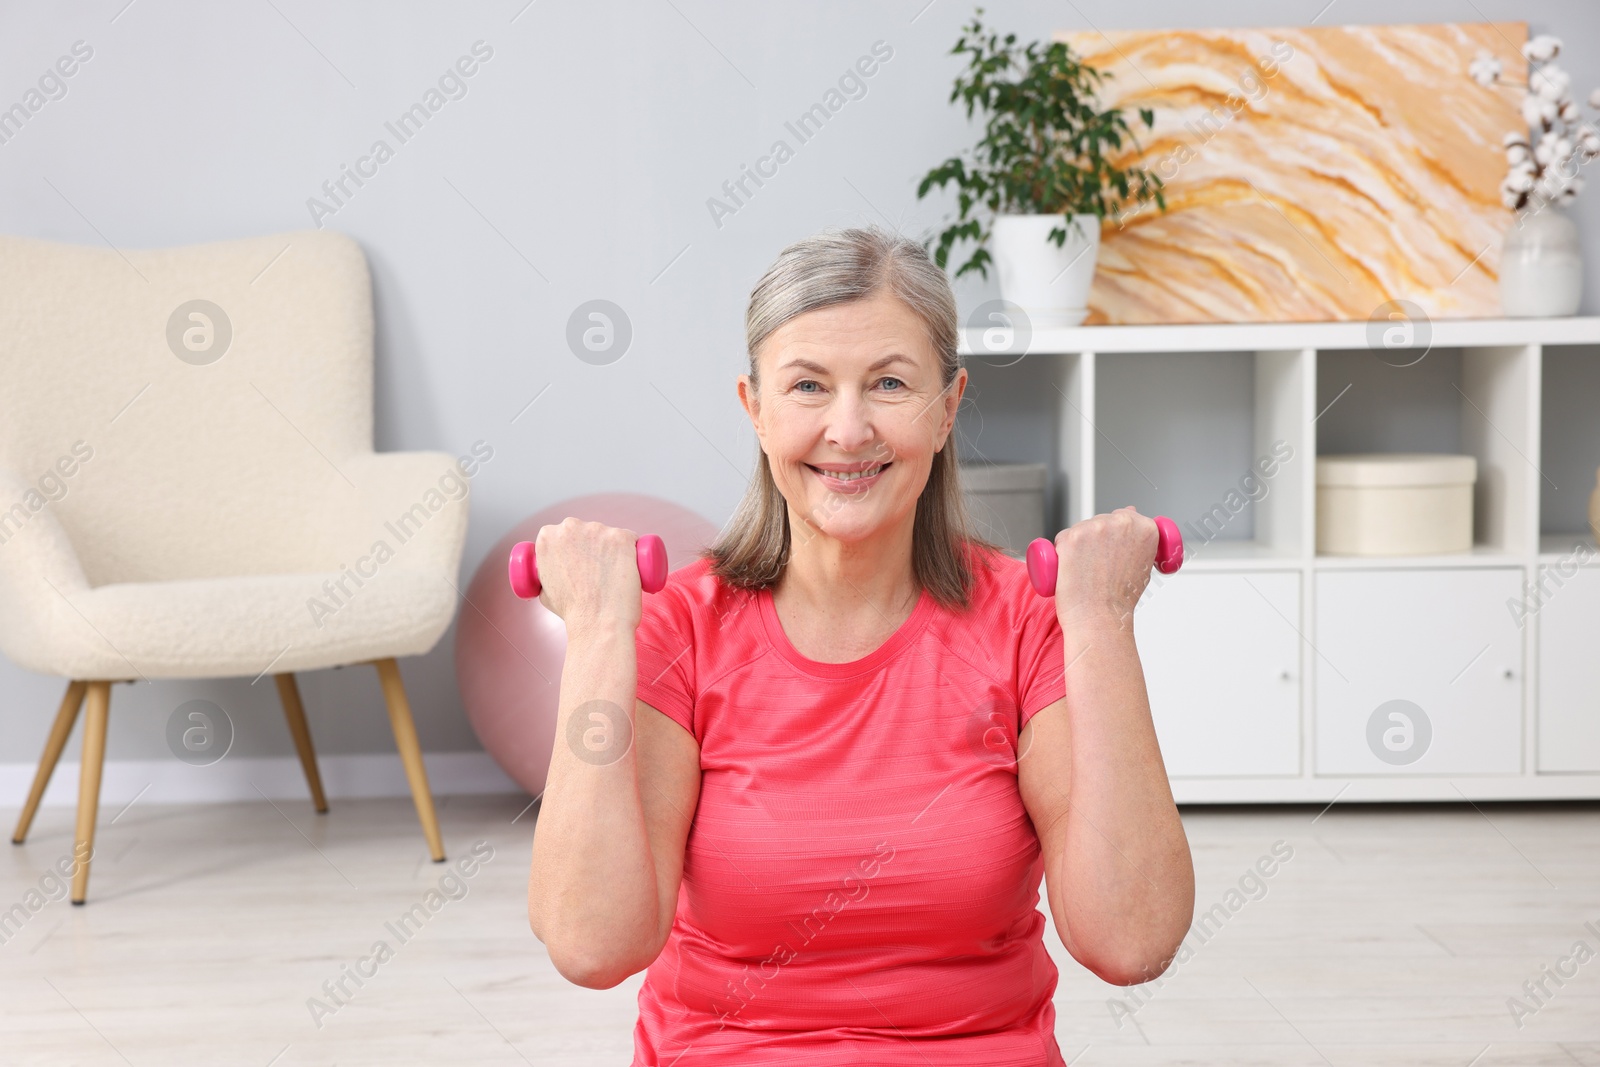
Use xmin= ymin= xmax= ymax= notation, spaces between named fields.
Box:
xmin=1537 ymin=564 xmax=1600 ymax=772
xmin=1134 ymin=571 xmax=1300 ymax=777
xmin=1314 ymin=569 xmax=1523 ymax=775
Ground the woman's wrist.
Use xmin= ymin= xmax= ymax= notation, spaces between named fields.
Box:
xmin=565 ymin=614 xmax=642 ymax=646
xmin=1055 ymin=603 xmax=1137 ymax=640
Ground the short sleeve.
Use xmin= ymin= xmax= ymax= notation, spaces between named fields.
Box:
xmin=1016 ymin=588 xmax=1066 ymax=727
xmin=635 ymin=582 xmax=698 ymax=739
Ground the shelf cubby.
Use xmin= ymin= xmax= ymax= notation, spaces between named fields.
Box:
xmin=1312 ymin=343 xmax=1538 ymax=560
xmin=1538 ymin=342 xmax=1600 ymax=557
xmin=1093 ymin=347 xmax=1310 ymax=565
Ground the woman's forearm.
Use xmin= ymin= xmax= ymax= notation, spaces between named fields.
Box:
xmin=1055 ymin=618 xmax=1195 ymax=983
xmin=528 ymin=622 xmax=660 ymax=986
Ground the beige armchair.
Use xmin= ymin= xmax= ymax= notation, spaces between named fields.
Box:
xmin=0 ymin=228 xmax=469 ymax=902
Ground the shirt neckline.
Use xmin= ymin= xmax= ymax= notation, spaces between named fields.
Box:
xmin=758 ymin=581 xmax=937 ymax=679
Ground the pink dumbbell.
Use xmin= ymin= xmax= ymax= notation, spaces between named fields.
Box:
xmin=1025 ymin=515 xmax=1184 ymax=597
xmin=508 ymin=534 xmax=669 ymax=599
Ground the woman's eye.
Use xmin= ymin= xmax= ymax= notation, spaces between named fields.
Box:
xmin=795 ymin=380 xmax=821 ymax=393
xmin=880 ymin=377 xmax=904 ymax=391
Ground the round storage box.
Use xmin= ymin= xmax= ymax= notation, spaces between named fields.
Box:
xmin=1315 ymin=453 xmax=1477 ymax=556
xmin=960 ymin=461 xmax=1047 ymax=558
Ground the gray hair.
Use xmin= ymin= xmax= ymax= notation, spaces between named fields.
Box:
xmin=702 ymin=225 xmax=1002 ymax=611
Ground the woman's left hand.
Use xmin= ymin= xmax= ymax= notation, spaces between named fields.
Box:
xmin=1048 ymin=506 xmax=1161 ymax=634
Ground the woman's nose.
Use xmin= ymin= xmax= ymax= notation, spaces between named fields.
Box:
xmin=823 ymin=393 xmax=875 ymax=452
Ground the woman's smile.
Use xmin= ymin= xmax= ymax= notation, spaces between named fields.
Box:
xmin=806 ymin=461 xmax=892 ymax=493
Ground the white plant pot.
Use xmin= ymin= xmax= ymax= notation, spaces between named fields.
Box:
xmin=991 ymin=213 xmax=1101 ymax=328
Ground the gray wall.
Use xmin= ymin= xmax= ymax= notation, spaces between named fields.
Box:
xmin=2 ymin=0 xmax=1595 ymax=770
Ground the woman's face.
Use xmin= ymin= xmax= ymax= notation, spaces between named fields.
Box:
xmin=738 ymin=289 xmax=966 ymax=547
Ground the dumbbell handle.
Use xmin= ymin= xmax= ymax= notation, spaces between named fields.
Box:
xmin=1026 ymin=515 xmax=1184 ymax=598
xmin=508 ymin=534 xmax=668 ymax=600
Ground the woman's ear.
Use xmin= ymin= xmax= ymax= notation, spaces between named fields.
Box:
xmin=934 ymin=367 xmax=967 ymax=452
xmin=737 ymin=374 xmax=763 ymax=442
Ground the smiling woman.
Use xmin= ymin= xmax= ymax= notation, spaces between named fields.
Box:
xmin=527 ymin=225 xmax=1194 ymax=1067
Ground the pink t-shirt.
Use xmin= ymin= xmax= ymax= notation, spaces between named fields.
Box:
xmin=630 ymin=542 xmax=1070 ymax=1066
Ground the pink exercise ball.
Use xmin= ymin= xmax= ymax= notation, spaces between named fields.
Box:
xmin=454 ymin=493 xmax=720 ymax=798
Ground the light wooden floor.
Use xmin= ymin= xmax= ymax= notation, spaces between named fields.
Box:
xmin=1 ymin=794 xmax=1596 ymax=1065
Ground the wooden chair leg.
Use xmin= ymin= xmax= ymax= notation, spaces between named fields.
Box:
xmin=71 ymin=681 xmax=111 ymax=905
xmin=274 ymin=673 xmax=328 ymax=814
xmin=371 ymin=658 xmax=445 ymax=862
xmin=12 ymin=680 xmax=88 ymax=845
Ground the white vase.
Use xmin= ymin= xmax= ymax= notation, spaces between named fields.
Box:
xmin=1499 ymin=205 xmax=1583 ymax=317
xmin=991 ymin=213 xmax=1101 ymax=328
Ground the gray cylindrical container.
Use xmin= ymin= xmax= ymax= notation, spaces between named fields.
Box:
xmin=960 ymin=461 xmax=1048 ymax=558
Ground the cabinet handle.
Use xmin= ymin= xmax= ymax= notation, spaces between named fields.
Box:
xmin=1280 ymin=669 xmax=1292 ymax=681
xmin=1503 ymin=667 xmax=1515 ymax=679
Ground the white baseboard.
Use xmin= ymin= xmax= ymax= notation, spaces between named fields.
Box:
xmin=0 ymin=751 xmax=524 ymax=807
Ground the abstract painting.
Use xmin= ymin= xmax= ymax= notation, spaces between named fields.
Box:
xmin=1054 ymin=22 xmax=1528 ymax=323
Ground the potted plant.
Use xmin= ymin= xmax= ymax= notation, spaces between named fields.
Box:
xmin=1469 ymin=33 xmax=1599 ymax=316
xmin=917 ymin=7 xmax=1166 ymax=327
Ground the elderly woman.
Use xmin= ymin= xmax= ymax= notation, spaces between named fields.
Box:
xmin=529 ymin=226 xmax=1193 ymax=1065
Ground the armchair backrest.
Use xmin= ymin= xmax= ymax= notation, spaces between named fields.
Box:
xmin=0 ymin=229 xmax=375 ymax=585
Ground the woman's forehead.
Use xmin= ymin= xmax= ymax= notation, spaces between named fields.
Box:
xmin=761 ymin=300 xmax=932 ymax=370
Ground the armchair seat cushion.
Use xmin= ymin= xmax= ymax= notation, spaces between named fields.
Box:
xmin=14 ymin=565 xmax=459 ymax=680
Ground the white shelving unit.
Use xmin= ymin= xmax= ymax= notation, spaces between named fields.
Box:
xmin=960 ymin=317 xmax=1600 ymax=803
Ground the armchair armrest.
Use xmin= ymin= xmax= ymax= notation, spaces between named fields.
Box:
xmin=0 ymin=463 xmax=93 ymax=673
xmin=333 ymin=449 xmax=476 ymax=583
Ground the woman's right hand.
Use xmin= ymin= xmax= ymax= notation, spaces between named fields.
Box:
xmin=533 ymin=517 xmax=644 ymax=634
